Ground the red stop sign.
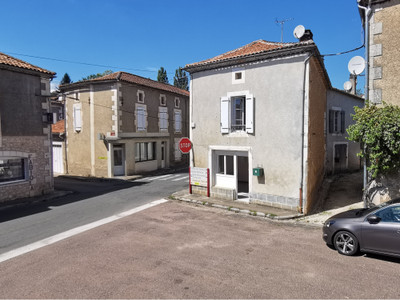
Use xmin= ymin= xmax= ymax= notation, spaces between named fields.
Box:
xmin=179 ymin=137 xmax=192 ymax=154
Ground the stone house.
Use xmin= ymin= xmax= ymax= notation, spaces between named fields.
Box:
xmin=59 ymin=72 xmax=189 ymax=177
xmin=359 ymin=0 xmax=400 ymax=105
xmin=0 ymin=52 xmax=55 ymax=203
xmin=326 ymin=89 xmax=364 ymax=175
xmin=185 ymin=35 xmax=361 ymax=214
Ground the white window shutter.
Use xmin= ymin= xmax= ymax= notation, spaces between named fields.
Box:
xmin=245 ymin=94 xmax=254 ymax=134
xmin=137 ymin=107 xmax=146 ymax=131
xmin=220 ymin=97 xmax=230 ymax=133
xmin=73 ymin=104 xmax=82 ymax=131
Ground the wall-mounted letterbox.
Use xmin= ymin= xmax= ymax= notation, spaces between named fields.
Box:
xmin=253 ymin=167 xmax=264 ymax=177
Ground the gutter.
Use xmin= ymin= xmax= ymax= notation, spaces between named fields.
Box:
xmin=300 ymin=54 xmax=313 ymax=214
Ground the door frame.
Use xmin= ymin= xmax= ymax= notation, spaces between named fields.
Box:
xmin=112 ymin=144 xmax=125 ymax=176
xmin=333 ymin=142 xmax=348 ymax=174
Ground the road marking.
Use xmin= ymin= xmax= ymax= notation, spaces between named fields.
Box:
xmin=159 ymin=174 xmax=180 ymax=181
xmin=0 ymin=199 xmax=168 ymax=264
xmin=172 ymin=175 xmax=188 ymax=182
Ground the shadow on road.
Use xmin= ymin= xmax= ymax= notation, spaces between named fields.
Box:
xmin=0 ymin=177 xmax=148 ymax=223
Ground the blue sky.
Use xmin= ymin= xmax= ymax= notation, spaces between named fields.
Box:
xmin=1 ymin=0 xmax=365 ymax=91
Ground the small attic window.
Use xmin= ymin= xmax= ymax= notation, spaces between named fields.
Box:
xmin=232 ymin=68 xmax=245 ymax=84
xmin=137 ymin=90 xmax=145 ymax=103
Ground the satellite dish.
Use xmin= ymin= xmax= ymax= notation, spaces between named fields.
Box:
xmin=343 ymin=81 xmax=353 ymax=92
xmin=348 ymin=56 xmax=365 ymax=75
xmin=293 ymin=25 xmax=305 ymax=39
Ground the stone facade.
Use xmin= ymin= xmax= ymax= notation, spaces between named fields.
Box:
xmin=0 ymin=53 xmax=55 ymax=204
xmin=367 ymin=0 xmax=400 ymax=104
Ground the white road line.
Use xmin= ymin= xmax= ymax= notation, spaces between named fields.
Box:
xmin=145 ymin=174 xmax=172 ymax=181
xmin=172 ymin=175 xmax=189 ymax=182
xmin=0 ymin=199 xmax=168 ymax=264
xmin=159 ymin=175 xmax=180 ymax=181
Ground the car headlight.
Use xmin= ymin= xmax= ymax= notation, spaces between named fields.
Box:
xmin=324 ymin=220 xmax=335 ymax=227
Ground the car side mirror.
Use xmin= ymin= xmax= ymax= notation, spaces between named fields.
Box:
xmin=367 ymin=214 xmax=381 ymax=224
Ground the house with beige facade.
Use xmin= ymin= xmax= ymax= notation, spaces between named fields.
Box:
xmin=59 ymin=72 xmax=189 ymax=178
xmin=358 ymin=0 xmax=400 ymax=105
xmin=185 ymin=34 xmax=362 ymax=214
xmin=0 ymin=52 xmax=55 ymax=203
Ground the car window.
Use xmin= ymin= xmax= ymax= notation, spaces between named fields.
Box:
xmin=375 ymin=205 xmax=400 ymax=223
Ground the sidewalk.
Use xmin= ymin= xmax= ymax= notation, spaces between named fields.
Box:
xmin=171 ymin=189 xmax=301 ymax=220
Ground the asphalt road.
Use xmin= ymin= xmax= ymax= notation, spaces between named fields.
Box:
xmin=0 ymin=201 xmax=399 ymax=299
xmin=0 ymin=170 xmax=189 ymax=255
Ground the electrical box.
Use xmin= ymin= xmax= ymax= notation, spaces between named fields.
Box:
xmin=253 ymin=167 xmax=264 ymax=177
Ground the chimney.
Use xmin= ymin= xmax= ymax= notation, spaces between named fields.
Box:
xmin=349 ymin=74 xmax=357 ymax=95
xmin=300 ymin=29 xmax=313 ymax=41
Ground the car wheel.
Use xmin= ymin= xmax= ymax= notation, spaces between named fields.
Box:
xmin=333 ymin=231 xmax=359 ymax=256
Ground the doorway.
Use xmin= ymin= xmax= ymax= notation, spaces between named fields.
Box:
xmin=333 ymin=143 xmax=348 ymax=174
xmin=161 ymin=142 xmax=166 ymax=168
xmin=113 ymin=145 xmax=125 ymax=176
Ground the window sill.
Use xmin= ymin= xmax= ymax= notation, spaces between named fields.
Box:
xmin=0 ymin=179 xmax=28 ymax=186
xmin=224 ymin=131 xmax=249 ymax=137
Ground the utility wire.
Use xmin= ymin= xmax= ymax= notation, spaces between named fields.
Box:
xmin=321 ymin=44 xmax=364 ymax=57
xmin=4 ymin=51 xmax=186 ymax=77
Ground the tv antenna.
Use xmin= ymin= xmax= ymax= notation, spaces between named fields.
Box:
xmin=275 ymin=18 xmax=293 ymax=42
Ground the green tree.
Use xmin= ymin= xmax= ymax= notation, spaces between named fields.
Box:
xmin=347 ymin=102 xmax=400 ymax=178
xmin=157 ymin=67 xmax=169 ymax=84
xmin=173 ymin=67 xmax=189 ymax=91
xmin=60 ymin=73 xmax=72 ymax=85
xmin=81 ymin=70 xmax=113 ymax=81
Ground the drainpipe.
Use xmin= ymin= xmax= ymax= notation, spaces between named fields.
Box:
xmin=358 ymin=0 xmax=371 ymax=206
xmin=300 ymin=53 xmax=312 ymax=214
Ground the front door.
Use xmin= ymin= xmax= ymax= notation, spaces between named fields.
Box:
xmin=113 ymin=146 xmax=125 ymax=176
xmin=333 ymin=144 xmax=348 ymax=173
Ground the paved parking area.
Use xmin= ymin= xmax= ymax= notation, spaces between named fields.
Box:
xmin=0 ymin=201 xmax=399 ymax=299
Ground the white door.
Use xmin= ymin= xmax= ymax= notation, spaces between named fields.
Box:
xmin=113 ymin=146 xmax=125 ymax=176
xmin=52 ymin=143 xmax=64 ymax=174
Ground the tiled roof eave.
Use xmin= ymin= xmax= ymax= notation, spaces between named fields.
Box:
xmin=0 ymin=63 xmax=55 ymax=78
xmin=185 ymin=43 xmax=318 ymax=73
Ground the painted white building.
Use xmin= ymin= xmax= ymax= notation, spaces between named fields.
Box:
xmin=185 ymin=37 xmax=361 ymax=214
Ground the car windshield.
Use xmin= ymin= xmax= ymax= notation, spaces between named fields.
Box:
xmin=356 ymin=199 xmax=400 ymax=216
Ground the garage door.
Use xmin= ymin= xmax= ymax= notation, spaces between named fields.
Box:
xmin=52 ymin=144 xmax=64 ymax=174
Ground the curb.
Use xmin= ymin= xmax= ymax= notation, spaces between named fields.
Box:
xmin=171 ymin=196 xmax=303 ymax=221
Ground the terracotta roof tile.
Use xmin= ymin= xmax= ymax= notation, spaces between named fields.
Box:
xmin=0 ymin=52 xmax=55 ymax=76
xmin=185 ymin=39 xmax=314 ymax=69
xmin=52 ymin=119 xmax=65 ymax=134
xmin=80 ymin=71 xmax=190 ymax=97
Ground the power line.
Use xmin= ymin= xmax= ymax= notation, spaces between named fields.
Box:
xmin=321 ymin=44 xmax=364 ymax=57
xmin=4 ymin=51 xmax=185 ymax=77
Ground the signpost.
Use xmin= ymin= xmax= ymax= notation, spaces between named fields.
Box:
xmin=189 ymin=167 xmax=210 ymax=197
xmin=179 ymin=137 xmax=192 ymax=154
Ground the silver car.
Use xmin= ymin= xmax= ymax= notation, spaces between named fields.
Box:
xmin=323 ymin=198 xmax=400 ymax=257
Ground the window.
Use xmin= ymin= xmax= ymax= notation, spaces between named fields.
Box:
xmin=160 ymin=94 xmax=166 ymax=106
xmin=217 ymin=155 xmax=234 ymax=175
xmin=73 ymin=103 xmax=82 ymax=132
xmin=221 ymin=92 xmax=254 ymax=134
xmin=159 ymin=107 xmax=168 ymax=131
xmin=232 ymin=68 xmax=245 ymax=84
xmin=0 ymin=113 xmax=2 ymax=147
xmin=0 ymin=158 xmax=26 ymax=183
xmin=137 ymin=90 xmax=145 ymax=103
xmin=174 ymin=110 xmax=182 ymax=133
xmin=329 ymin=108 xmax=345 ymax=134
xmin=135 ymin=142 xmax=156 ymax=162
xmin=136 ymin=104 xmax=147 ymax=131
xmin=174 ymin=138 xmax=182 ymax=161
xmin=175 ymin=97 xmax=180 ymax=108
xmin=375 ymin=206 xmax=400 ymax=223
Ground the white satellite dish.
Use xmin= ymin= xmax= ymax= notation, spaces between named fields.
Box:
xmin=348 ymin=56 xmax=365 ymax=75
xmin=343 ymin=81 xmax=353 ymax=92
xmin=293 ymin=25 xmax=305 ymax=39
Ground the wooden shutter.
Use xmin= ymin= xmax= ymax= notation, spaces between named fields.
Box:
xmin=328 ymin=110 xmax=334 ymax=133
xmin=220 ymin=97 xmax=230 ymax=133
xmin=175 ymin=110 xmax=182 ymax=132
xmin=245 ymin=94 xmax=254 ymax=134
xmin=341 ymin=110 xmax=345 ymax=134
xmin=73 ymin=104 xmax=82 ymax=131
xmin=137 ymin=107 xmax=146 ymax=131
xmin=159 ymin=107 xmax=168 ymax=130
